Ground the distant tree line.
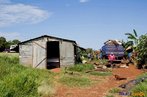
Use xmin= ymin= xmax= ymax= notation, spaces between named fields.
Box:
xmin=0 ymin=36 xmax=20 ymax=52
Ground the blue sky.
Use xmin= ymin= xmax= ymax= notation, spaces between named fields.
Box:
xmin=0 ymin=0 xmax=147 ymax=49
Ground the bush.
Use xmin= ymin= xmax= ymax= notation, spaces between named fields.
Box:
xmin=67 ymin=64 xmax=94 ymax=72
xmin=136 ymin=34 xmax=147 ymax=68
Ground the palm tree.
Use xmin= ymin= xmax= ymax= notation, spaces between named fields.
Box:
xmin=125 ymin=29 xmax=139 ymax=65
xmin=125 ymin=29 xmax=138 ymax=46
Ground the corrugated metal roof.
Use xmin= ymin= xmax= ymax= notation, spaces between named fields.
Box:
xmin=19 ymin=35 xmax=77 ymax=45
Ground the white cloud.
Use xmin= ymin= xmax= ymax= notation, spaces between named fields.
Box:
xmin=0 ymin=2 xmax=51 ymax=27
xmin=0 ymin=32 xmax=20 ymax=40
xmin=0 ymin=0 xmax=10 ymax=4
xmin=79 ymin=0 xmax=90 ymax=3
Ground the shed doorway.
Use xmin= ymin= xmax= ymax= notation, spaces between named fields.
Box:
xmin=47 ymin=41 xmax=60 ymax=69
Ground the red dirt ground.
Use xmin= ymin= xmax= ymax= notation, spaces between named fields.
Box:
xmin=54 ymin=64 xmax=143 ymax=97
xmin=51 ymin=68 xmax=61 ymax=73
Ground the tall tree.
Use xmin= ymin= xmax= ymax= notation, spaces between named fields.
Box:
xmin=12 ymin=39 xmax=20 ymax=44
xmin=5 ymin=41 xmax=13 ymax=49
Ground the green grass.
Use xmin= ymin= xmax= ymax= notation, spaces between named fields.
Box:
xmin=89 ymin=71 xmax=112 ymax=76
xmin=67 ymin=64 xmax=94 ymax=72
xmin=0 ymin=53 xmax=112 ymax=97
xmin=105 ymin=95 xmax=114 ymax=97
xmin=59 ymin=75 xmax=91 ymax=87
xmin=129 ymin=73 xmax=147 ymax=97
xmin=61 ymin=64 xmax=112 ymax=87
xmin=0 ymin=52 xmax=19 ymax=57
xmin=0 ymin=53 xmax=56 ymax=97
xmin=109 ymin=88 xmax=120 ymax=94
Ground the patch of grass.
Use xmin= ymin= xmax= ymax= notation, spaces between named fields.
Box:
xmin=137 ymin=72 xmax=147 ymax=79
xmin=130 ymin=82 xmax=147 ymax=97
xmin=0 ymin=53 xmax=56 ymax=97
xmin=67 ymin=64 xmax=94 ymax=72
xmin=90 ymin=71 xmax=112 ymax=76
xmin=109 ymin=88 xmax=120 ymax=94
xmin=105 ymin=95 xmax=114 ymax=97
xmin=130 ymin=73 xmax=147 ymax=97
xmin=59 ymin=75 xmax=91 ymax=87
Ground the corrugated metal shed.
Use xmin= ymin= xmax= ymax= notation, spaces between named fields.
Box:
xmin=19 ymin=35 xmax=77 ymax=69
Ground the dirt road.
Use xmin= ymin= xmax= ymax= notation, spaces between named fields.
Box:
xmin=54 ymin=65 xmax=143 ymax=97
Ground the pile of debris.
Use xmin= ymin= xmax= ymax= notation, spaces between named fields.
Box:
xmin=92 ymin=59 xmax=130 ymax=70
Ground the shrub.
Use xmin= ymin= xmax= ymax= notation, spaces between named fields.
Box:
xmin=136 ymin=34 xmax=147 ymax=68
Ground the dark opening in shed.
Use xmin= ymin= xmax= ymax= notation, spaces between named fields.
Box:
xmin=47 ymin=41 xmax=60 ymax=69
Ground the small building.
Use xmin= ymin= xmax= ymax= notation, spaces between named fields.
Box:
xmin=19 ymin=35 xmax=77 ymax=69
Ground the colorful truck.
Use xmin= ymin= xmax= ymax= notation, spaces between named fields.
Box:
xmin=101 ymin=40 xmax=125 ymax=59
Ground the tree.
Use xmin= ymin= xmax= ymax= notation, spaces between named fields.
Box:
xmin=12 ymin=39 xmax=20 ymax=44
xmin=5 ymin=41 xmax=13 ymax=49
xmin=86 ymin=48 xmax=93 ymax=54
xmin=122 ymin=40 xmax=133 ymax=49
xmin=0 ymin=37 xmax=6 ymax=51
xmin=136 ymin=34 xmax=147 ymax=68
xmin=125 ymin=29 xmax=138 ymax=46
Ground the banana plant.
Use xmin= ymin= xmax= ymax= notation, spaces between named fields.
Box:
xmin=125 ymin=29 xmax=138 ymax=47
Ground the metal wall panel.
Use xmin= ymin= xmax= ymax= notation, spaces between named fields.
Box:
xmin=19 ymin=42 xmax=33 ymax=67
xmin=60 ymin=41 xmax=75 ymax=67
xmin=32 ymin=38 xmax=46 ymax=69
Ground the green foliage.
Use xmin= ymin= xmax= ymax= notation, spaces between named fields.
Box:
xmin=125 ymin=29 xmax=138 ymax=46
xmin=0 ymin=70 xmax=38 ymax=97
xmin=59 ymin=75 xmax=91 ymax=87
xmin=105 ymin=95 xmax=114 ymax=97
xmin=130 ymin=73 xmax=147 ymax=97
xmin=98 ymin=59 xmax=108 ymax=65
xmin=0 ymin=36 xmax=20 ymax=51
xmin=122 ymin=40 xmax=133 ymax=49
xmin=0 ymin=53 xmax=55 ymax=97
xmin=130 ymin=83 xmax=147 ymax=97
xmin=12 ymin=39 xmax=20 ymax=44
xmin=0 ymin=37 xmax=6 ymax=51
xmin=67 ymin=64 xmax=94 ymax=72
xmin=90 ymin=71 xmax=112 ymax=76
xmin=136 ymin=34 xmax=147 ymax=67
xmin=125 ymin=30 xmax=147 ymax=68
xmin=86 ymin=48 xmax=93 ymax=54
xmin=109 ymin=88 xmax=120 ymax=94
